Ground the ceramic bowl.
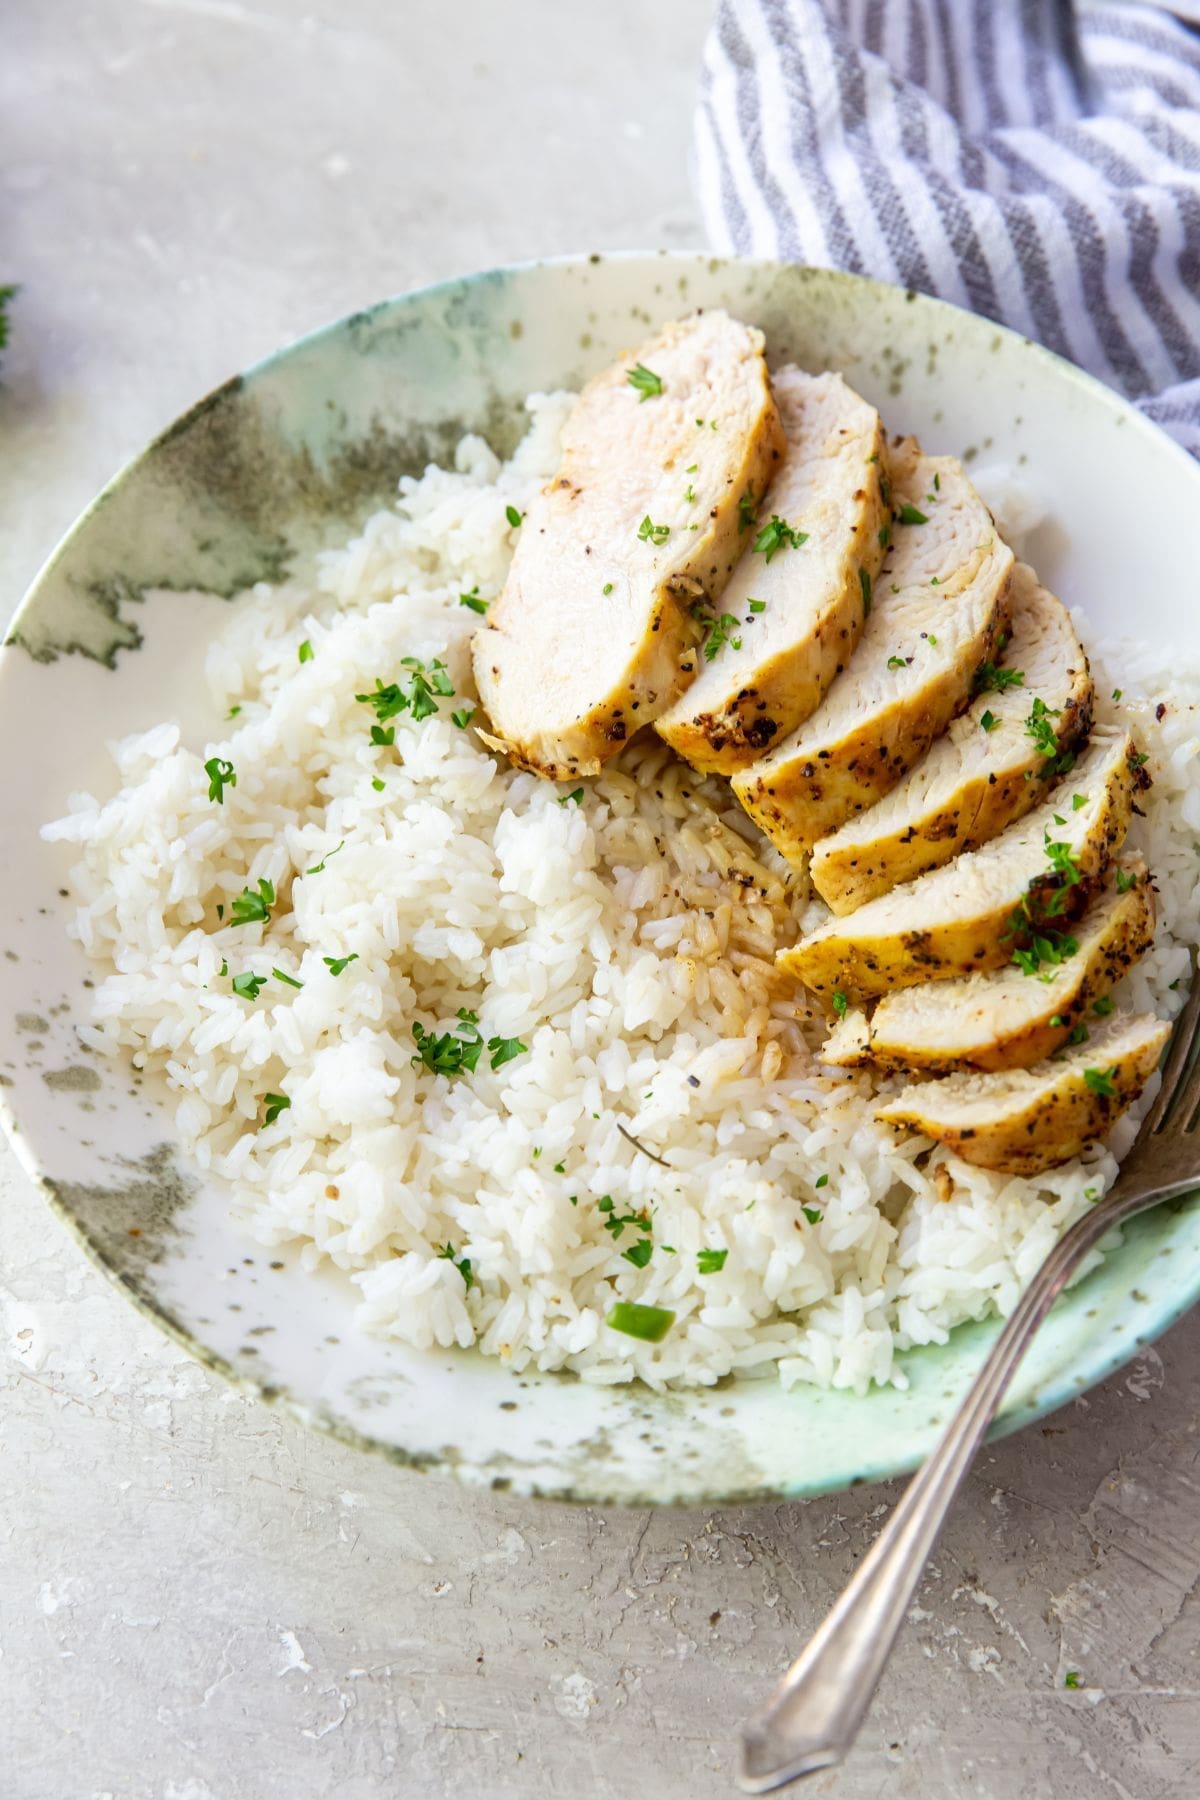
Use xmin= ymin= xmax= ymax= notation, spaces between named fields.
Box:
xmin=3 ymin=253 xmax=1198 ymax=1505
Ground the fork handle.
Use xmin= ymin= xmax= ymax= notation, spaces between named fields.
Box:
xmin=740 ymin=1176 xmax=1194 ymax=1794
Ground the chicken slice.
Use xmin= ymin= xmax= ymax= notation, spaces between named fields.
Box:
xmin=472 ymin=311 xmax=785 ymax=779
xmin=653 ymin=369 xmax=887 ymax=773
xmin=810 ymin=563 xmax=1093 ymax=915
xmin=779 ymin=727 xmax=1143 ymax=1003
xmin=875 ymin=1012 xmax=1170 ymax=1175
xmin=732 ymin=439 xmax=1014 ymax=858
xmin=824 ymin=858 xmax=1155 ymax=1074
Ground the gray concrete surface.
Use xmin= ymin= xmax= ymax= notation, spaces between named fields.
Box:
xmin=3 ymin=4 xmax=1199 ymax=1797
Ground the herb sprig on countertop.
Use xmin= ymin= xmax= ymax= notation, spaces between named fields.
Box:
xmin=0 ymin=286 xmax=17 ymax=366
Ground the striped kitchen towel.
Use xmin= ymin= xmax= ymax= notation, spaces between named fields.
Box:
xmin=695 ymin=0 xmax=1200 ymax=457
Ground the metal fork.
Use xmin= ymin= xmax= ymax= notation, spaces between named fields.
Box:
xmin=740 ymin=973 xmax=1200 ymax=1795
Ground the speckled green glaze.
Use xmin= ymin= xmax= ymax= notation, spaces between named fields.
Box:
xmin=2 ymin=252 xmax=1199 ymax=1506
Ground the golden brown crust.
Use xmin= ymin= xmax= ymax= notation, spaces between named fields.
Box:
xmin=810 ymin=577 xmax=1095 ymax=915
xmin=875 ymin=1015 xmax=1169 ymax=1174
xmin=656 ymin=381 xmax=889 ymax=774
xmin=830 ymin=861 xmax=1155 ymax=1074
xmin=780 ymin=732 xmax=1140 ymax=1004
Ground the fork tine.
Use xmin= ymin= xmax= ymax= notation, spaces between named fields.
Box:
xmin=1144 ymin=955 xmax=1200 ymax=1135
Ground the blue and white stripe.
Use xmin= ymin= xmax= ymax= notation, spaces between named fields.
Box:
xmin=696 ymin=0 xmax=1200 ymax=457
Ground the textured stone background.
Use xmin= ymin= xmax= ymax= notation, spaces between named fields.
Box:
xmin=3 ymin=5 xmax=1199 ymax=1797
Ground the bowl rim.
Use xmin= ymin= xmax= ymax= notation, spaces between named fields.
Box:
xmin=3 ymin=248 xmax=1198 ymax=1506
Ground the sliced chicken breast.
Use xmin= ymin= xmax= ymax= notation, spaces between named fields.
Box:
xmin=875 ymin=1012 xmax=1170 ymax=1175
xmin=810 ymin=563 xmax=1093 ymax=915
xmin=472 ymin=311 xmax=785 ymax=779
xmin=654 ymin=369 xmax=887 ymax=773
xmin=825 ymin=858 xmax=1155 ymax=1073
xmin=779 ymin=727 xmax=1143 ymax=1003
xmin=732 ymin=439 xmax=1014 ymax=858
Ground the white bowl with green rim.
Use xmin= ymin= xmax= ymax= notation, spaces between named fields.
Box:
xmin=2 ymin=252 xmax=1197 ymax=1504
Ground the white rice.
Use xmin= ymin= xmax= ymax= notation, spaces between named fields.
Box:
xmin=44 ymin=396 xmax=1200 ymax=1393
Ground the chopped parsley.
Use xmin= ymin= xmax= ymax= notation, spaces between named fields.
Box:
xmin=1115 ymin=868 xmax=1137 ymax=894
xmin=451 ymin=707 xmax=475 ymax=730
xmin=695 ymin=609 xmax=742 ymax=661
xmin=887 ymin=655 xmax=908 ymax=671
xmin=1092 ymin=995 xmax=1114 ymax=1016
xmin=607 ymin=1301 xmax=675 ymax=1343
xmin=597 ymin=1196 xmax=652 ymax=1242
xmin=1044 ymin=832 xmax=1083 ymax=890
xmin=505 ymin=505 xmax=524 ymax=529
xmin=298 ymin=639 xmax=314 ymax=664
xmin=603 ymin=582 xmax=614 ymax=595
xmin=638 ymin=515 xmax=670 ymax=546
xmin=357 ymin=659 xmax=454 ymax=729
xmin=305 ymin=841 xmax=344 ymax=874
xmin=697 ymin=1247 xmax=728 ymax=1274
xmin=1066 ymin=1022 xmax=1090 ymax=1046
xmin=1011 ymin=927 xmax=1079 ymax=980
xmin=623 ymin=1239 xmax=653 ymax=1269
xmin=626 ymin=361 xmax=664 ymax=400
xmin=1072 ymin=793 xmax=1087 ymax=811
xmin=832 ymin=990 xmax=850 ymax=1019
xmin=814 ymin=1173 xmax=829 ymax=1189
xmin=231 ymin=971 xmax=267 ymax=1001
xmin=273 ymin=967 xmax=303 ymax=990
xmin=974 ymin=662 xmax=1025 ymax=694
xmin=748 ymin=598 xmax=766 ymax=614
xmin=753 ymin=515 xmax=808 ymax=562
xmin=487 ymin=1034 xmax=528 ymax=1070
xmin=437 ymin=1242 xmax=474 ymax=1289
xmin=204 ymin=757 xmax=237 ymax=804
xmin=684 ymin=485 xmax=696 ymax=504
xmin=323 ymin=953 xmax=359 ymax=976
xmin=1025 ymin=696 xmax=1063 ymax=760
xmin=737 ymin=488 xmax=760 ymax=533
xmin=927 ymin=633 xmax=938 ymax=645
xmin=230 ymin=878 xmax=276 ymax=927
xmin=802 ymin=1206 xmax=823 ymax=1225
xmin=896 ymin=502 xmax=929 ymax=525
xmin=226 ymin=705 xmax=242 ymax=719
xmin=558 ymin=787 xmax=585 ymax=806
xmin=412 ymin=1010 xmax=484 ymax=1076
xmin=1064 ymin=1671 xmax=1082 ymax=1690
xmin=980 ymin=710 xmax=998 ymax=733
xmin=1111 ymin=689 xmax=1122 ymax=702
xmin=372 ymin=777 xmax=386 ymax=792
xmin=878 ymin=521 xmax=891 ymax=549
xmin=459 ymin=587 xmax=489 ymax=614
xmin=260 ymin=1092 xmax=291 ymax=1126
xmin=859 ymin=566 xmax=872 ymax=615
xmin=1083 ymin=1067 xmax=1118 ymax=1098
